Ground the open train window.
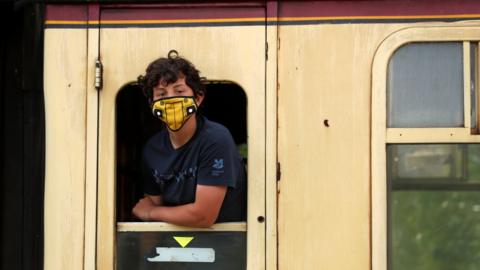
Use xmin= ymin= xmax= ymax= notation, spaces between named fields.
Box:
xmin=372 ymin=29 xmax=480 ymax=270
xmin=114 ymin=81 xmax=248 ymax=269
xmin=115 ymin=81 xmax=247 ymax=222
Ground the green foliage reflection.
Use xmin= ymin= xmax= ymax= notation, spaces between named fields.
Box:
xmin=389 ymin=144 xmax=480 ymax=270
xmin=391 ymin=192 xmax=480 ymax=270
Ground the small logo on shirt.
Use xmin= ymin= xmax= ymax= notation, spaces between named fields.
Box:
xmin=212 ymin=159 xmax=224 ymax=170
xmin=211 ymin=159 xmax=225 ymax=176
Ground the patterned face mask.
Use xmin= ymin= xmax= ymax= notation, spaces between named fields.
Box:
xmin=151 ymin=96 xmax=197 ymax=131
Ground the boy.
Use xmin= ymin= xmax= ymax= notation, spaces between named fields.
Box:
xmin=132 ymin=53 xmax=247 ymax=227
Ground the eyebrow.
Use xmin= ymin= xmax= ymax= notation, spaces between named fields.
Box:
xmin=154 ymin=82 xmax=186 ymax=91
xmin=173 ymin=83 xmax=186 ymax=89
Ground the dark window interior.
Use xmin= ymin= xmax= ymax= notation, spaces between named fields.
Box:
xmin=115 ymin=82 xmax=247 ymax=222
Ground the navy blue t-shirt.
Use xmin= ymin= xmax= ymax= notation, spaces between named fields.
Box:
xmin=142 ymin=116 xmax=247 ymax=222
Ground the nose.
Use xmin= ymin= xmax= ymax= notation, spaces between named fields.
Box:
xmin=165 ymin=92 xmax=175 ymax=98
xmin=164 ymin=88 xmax=178 ymax=98
xmin=154 ymin=89 xmax=175 ymax=100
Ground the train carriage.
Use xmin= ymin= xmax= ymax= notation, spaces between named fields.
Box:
xmin=4 ymin=0 xmax=480 ymax=269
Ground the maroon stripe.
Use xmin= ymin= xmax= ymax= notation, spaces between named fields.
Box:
xmin=88 ymin=4 xmax=100 ymax=21
xmin=278 ymin=0 xmax=480 ymax=18
xmin=266 ymin=1 xmax=278 ymax=18
xmin=45 ymin=5 xmax=88 ymax=21
xmin=46 ymin=0 xmax=480 ymax=22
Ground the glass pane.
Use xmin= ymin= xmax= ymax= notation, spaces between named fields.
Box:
xmin=390 ymin=191 xmax=480 ymax=270
xmin=117 ymin=231 xmax=246 ymax=270
xmin=387 ymin=43 xmax=464 ymax=127
xmin=387 ymin=144 xmax=480 ymax=183
xmin=388 ymin=144 xmax=480 ymax=270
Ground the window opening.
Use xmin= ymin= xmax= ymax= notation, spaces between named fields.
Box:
xmin=115 ymin=81 xmax=248 ymax=222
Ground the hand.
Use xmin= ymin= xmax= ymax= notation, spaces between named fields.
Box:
xmin=132 ymin=197 xmax=156 ymax=221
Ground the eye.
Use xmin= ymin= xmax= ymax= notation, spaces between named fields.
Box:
xmin=154 ymin=90 xmax=166 ymax=98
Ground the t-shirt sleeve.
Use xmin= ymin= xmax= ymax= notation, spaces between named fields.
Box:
xmin=196 ymin=131 xmax=241 ymax=188
xmin=142 ymin=151 xmax=162 ymax=196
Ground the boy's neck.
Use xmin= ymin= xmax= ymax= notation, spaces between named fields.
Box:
xmin=168 ymin=115 xmax=197 ymax=149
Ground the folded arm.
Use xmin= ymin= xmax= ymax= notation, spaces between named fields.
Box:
xmin=132 ymin=184 xmax=227 ymax=228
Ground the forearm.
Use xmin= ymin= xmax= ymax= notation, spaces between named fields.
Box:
xmin=135 ymin=185 xmax=226 ymax=227
xmin=132 ymin=195 xmax=162 ymax=221
xmin=148 ymin=203 xmax=214 ymax=228
xmin=148 ymin=195 xmax=163 ymax=206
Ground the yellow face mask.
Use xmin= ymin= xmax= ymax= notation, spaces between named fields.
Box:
xmin=151 ymin=96 xmax=198 ymax=131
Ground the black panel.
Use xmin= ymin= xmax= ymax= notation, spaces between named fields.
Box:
xmin=117 ymin=231 xmax=246 ymax=270
xmin=201 ymin=83 xmax=247 ymax=145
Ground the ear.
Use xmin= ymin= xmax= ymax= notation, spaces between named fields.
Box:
xmin=195 ymin=92 xmax=205 ymax=106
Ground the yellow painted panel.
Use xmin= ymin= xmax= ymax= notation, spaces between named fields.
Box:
xmin=97 ymin=26 xmax=266 ymax=269
xmin=44 ymin=29 xmax=87 ymax=270
xmin=265 ymin=25 xmax=279 ymax=270
xmin=84 ymin=27 xmax=100 ymax=270
xmin=277 ymin=23 xmax=402 ymax=270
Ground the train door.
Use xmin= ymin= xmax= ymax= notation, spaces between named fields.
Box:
xmin=88 ymin=3 xmax=268 ymax=270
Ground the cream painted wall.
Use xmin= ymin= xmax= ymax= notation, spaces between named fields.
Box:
xmin=44 ymin=29 xmax=87 ymax=270
xmin=276 ymin=21 xmax=477 ymax=269
xmin=277 ymin=24 xmax=401 ymax=270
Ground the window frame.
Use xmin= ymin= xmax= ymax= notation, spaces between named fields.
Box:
xmin=372 ymin=26 xmax=480 ymax=270
xmin=109 ymin=78 xmax=253 ymax=267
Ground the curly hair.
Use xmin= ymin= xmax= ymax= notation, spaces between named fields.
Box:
xmin=137 ymin=53 xmax=206 ymax=103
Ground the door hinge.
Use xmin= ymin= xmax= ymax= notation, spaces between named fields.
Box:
xmin=266 ymin=42 xmax=269 ymax=61
xmin=276 ymin=162 xmax=281 ymax=181
xmin=95 ymin=58 xmax=103 ymax=90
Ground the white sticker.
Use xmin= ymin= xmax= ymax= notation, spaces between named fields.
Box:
xmin=147 ymin=247 xmax=215 ymax=263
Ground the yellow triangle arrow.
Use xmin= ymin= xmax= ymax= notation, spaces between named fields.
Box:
xmin=173 ymin=236 xmax=194 ymax=248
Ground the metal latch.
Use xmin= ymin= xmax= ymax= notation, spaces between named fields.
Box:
xmin=95 ymin=58 xmax=103 ymax=90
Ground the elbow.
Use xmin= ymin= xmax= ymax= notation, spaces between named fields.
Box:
xmin=185 ymin=202 xmax=221 ymax=228
xmin=189 ymin=209 xmax=218 ymax=228
xmin=198 ymin=219 xmax=216 ymax=228
xmin=192 ymin=214 xmax=217 ymax=228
